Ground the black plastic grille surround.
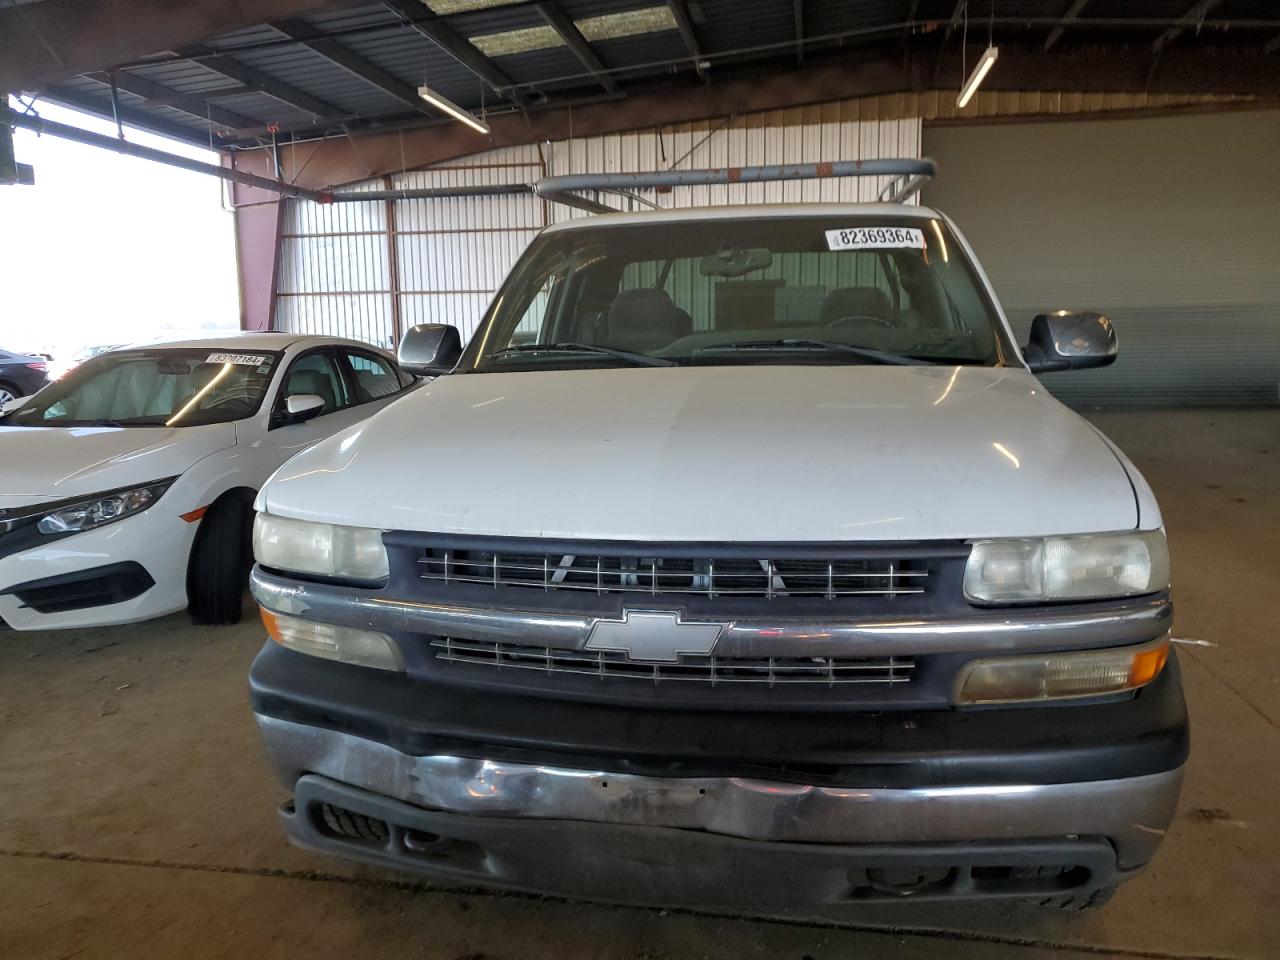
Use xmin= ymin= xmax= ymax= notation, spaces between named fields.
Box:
xmin=379 ymin=532 xmax=973 ymax=710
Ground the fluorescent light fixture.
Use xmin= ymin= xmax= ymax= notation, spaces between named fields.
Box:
xmin=417 ymin=86 xmax=490 ymax=134
xmin=957 ymin=45 xmax=998 ymax=109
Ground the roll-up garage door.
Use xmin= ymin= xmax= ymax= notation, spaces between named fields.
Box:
xmin=923 ymin=110 xmax=1280 ymax=408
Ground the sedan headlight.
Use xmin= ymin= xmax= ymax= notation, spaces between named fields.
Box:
xmin=36 ymin=479 xmax=175 ymax=535
xmin=252 ymin=512 xmax=389 ymax=582
xmin=964 ymin=530 xmax=1169 ymax=604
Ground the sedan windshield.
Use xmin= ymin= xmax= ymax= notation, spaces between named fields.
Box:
xmin=464 ymin=215 xmax=1010 ymax=372
xmin=2 ymin=348 xmax=281 ymax=428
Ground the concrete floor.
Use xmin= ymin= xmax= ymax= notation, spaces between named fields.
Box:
xmin=1 ymin=409 xmax=1276 ymax=960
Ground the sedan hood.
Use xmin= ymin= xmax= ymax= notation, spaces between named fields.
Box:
xmin=0 ymin=423 xmax=236 ymax=509
xmin=263 ymin=366 xmax=1138 ymax=541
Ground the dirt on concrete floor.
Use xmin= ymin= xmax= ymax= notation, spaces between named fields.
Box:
xmin=0 ymin=410 xmax=1276 ymax=960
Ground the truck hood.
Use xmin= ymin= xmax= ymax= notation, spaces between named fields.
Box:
xmin=262 ymin=365 xmax=1139 ymax=541
xmin=0 ymin=423 xmax=236 ymax=510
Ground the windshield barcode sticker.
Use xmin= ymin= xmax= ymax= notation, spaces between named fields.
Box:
xmin=206 ymin=352 xmax=267 ymax=365
xmin=825 ymin=227 xmax=925 ymax=251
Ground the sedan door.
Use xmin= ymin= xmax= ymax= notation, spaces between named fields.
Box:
xmin=266 ymin=346 xmax=408 ymax=471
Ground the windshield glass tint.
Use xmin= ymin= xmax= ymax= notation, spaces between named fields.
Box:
xmin=4 ymin=349 xmax=280 ymax=427
xmin=465 ymin=216 xmax=1007 ymax=371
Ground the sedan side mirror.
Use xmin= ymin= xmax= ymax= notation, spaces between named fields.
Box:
xmin=1023 ymin=311 xmax=1118 ymax=374
xmin=283 ymin=393 xmax=325 ymax=423
xmin=398 ymin=323 xmax=462 ymax=377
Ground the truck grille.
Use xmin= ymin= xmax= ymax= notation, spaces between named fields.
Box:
xmin=430 ymin=637 xmax=915 ymax=686
xmin=418 ymin=550 xmax=927 ymax=599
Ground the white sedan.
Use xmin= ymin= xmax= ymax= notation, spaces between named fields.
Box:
xmin=0 ymin=333 xmax=416 ymax=630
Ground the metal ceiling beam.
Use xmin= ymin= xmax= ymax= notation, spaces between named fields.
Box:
xmin=270 ymin=17 xmax=430 ymax=113
xmin=932 ymin=0 xmax=967 ymax=83
xmin=535 ymin=1 xmax=618 ymax=94
xmin=175 ymin=43 xmax=345 ymax=119
xmin=902 ymin=0 xmax=920 ymax=61
xmin=794 ymin=0 xmax=805 ymax=65
xmin=223 ymin=46 xmax=1280 ymax=190
xmin=381 ymin=0 xmax=517 ymax=99
xmin=0 ymin=0 xmax=331 ymax=95
xmin=1153 ymin=0 xmax=1222 ymax=53
xmin=0 ymin=104 xmax=324 ymax=197
xmin=35 ymin=86 xmax=218 ymax=148
xmin=666 ymin=0 xmax=705 ymax=73
xmin=940 ymin=0 xmax=967 ymax=50
xmin=86 ymin=69 xmax=258 ymax=131
xmin=1045 ymin=0 xmax=1089 ymax=52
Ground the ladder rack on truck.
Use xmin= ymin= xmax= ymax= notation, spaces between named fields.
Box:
xmin=531 ymin=158 xmax=937 ymax=213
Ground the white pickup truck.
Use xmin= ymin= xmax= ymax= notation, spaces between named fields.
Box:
xmin=247 ymin=160 xmax=1185 ymax=911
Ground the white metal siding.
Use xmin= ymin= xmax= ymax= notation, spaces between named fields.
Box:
xmin=274 ymin=110 xmax=922 ymax=347
xmin=275 ymin=183 xmax=395 ymax=347
xmin=924 ymin=110 xmax=1280 ymax=408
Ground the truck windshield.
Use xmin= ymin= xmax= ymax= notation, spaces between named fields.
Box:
xmin=464 ymin=215 xmax=1010 ymax=372
xmin=2 ymin=348 xmax=281 ymax=428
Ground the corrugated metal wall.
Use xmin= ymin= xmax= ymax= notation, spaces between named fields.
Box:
xmin=276 ymin=181 xmax=394 ymax=346
xmin=391 ymin=148 xmax=545 ymax=344
xmin=924 ymin=110 xmax=1280 ymax=408
xmin=274 ymin=106 xmax=921 ymax=347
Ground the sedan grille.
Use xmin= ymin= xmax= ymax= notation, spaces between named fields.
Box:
xmin=430 ymin=637 xmax=915 ymax=686
xmin=419 ymin=550 xmax=927 ymax=599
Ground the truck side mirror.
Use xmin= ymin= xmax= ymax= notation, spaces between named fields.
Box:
xmin=398 ymin=324 xmax=462 ymax=377
xmin=1023 ymin=311 xmax=1117 ymax=374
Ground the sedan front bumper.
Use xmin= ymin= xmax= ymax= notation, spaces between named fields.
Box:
xmin=0 ymin=506 xmax=198 ymax=630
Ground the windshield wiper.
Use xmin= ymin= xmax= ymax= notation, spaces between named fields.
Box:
xmin=80 ymin=418 xmax=164 ymax=428
xmin=487 ymin=342 xmax=676 ymax=367
xmin=693 ymin=339 xmax=931 ymax=366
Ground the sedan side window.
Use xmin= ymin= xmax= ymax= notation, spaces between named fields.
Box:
xmin=343 ymin=350 xmax=402 ymax=402
xmin=279 ymin=351 xmax=348 ymax=417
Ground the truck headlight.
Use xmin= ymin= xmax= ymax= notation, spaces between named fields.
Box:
xmin=260 ymin=609 xmax=403 ymax=672
xmin=36 ymin=479 xmax=176 ymax=535
xmin=964 ymin=530 xmax=1169 ymax=604
xmin=954 ymin=636 xmax=1170 ymax=704
xmin=252 ymin=513 xmax=389 ymax=582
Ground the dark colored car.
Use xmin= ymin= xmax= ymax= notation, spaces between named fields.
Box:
xmin=0 ymin=350 xmax=50 ymax=406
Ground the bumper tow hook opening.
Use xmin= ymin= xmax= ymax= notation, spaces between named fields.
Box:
xmin=403 ymin=829 xmax=450 ymax=855
xmin=317 ymin=802 xmax=390 ymax=845
xmin=860 ymin=867 xmax=953 ymax=898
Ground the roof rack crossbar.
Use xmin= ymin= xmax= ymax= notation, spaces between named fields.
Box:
xmin=534 ymin=158 xmax=936 ymax=212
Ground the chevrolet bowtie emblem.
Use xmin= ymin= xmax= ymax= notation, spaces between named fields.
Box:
xmin=585 ymin=610 xmax=724 ymax=663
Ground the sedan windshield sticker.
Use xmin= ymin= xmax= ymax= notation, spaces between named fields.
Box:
xmin=205 ymin=352 xmax=268 ymax=366
xmin=825 ymin=227 xmax=925 ymax=251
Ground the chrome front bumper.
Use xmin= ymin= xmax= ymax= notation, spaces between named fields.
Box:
xmin=257 ymin=714 xmax=1183 ymax=873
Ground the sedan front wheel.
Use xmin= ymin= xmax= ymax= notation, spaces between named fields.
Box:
xmin=188 ymin=495 xmax=253 ymax=625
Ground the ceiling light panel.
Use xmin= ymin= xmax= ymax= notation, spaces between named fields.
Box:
xmin=422 ymin=0 xmax=520 ymax=14
xmin=467 ymin=5 xmax=678 ymax=58
xmin=471 ymin=24 xmax=563 ymax=57
xmin=576 ymin=6 xmax=677 ymax=43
